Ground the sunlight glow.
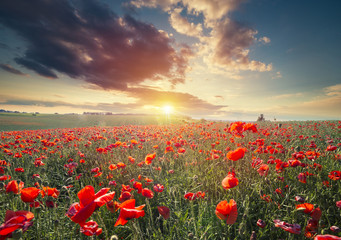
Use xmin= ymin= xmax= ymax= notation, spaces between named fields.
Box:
xmin=162 ymin=105 xmax=173 ymax=115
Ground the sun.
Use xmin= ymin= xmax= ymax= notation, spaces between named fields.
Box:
xmin=162 ymin=105 xmax=173 ymax=114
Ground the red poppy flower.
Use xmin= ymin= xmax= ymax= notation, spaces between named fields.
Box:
xmin=45 ymin=200 xmax=56 ymax=208
xmin=0 ymin=210 xmax=34 ymax=239
xmin=41 ymin=187 xmax=60 ymax=198
xmin=296 ymin=203 xmax=314 ymax=214
xmin=66 ymin=186 xmax=115 ymax=225
xmin=196 ymin=191 xmax=205 ymax=199
xmin=178 ymin=148 xmax=186 ymax=154
xmin=336 ymin=200 xmax=341 ymax=208
xmin=257 ymin=164 xmax=269 ymax=176
xmin=109 ymin=180 xmax=117 ymax=186
xmin=153 ymin=184 xmax=164 ymax=193
xmin=226 ymin=148 xmax=246 ymax=161
xmin=114 ymin=199 xmax=145 ymax=226
xmin=30 ymin=201 xmax=41 ymax=208
xmin=121 ymin=184 xmax=133 ymax=192
xmin=184 ymin=192 xmax=196 ymax=201
xmin=323 ymin=180 xmax=330 ymax=187
xmin=5 ymin=180 xmax=24 ymax=194
xmin=310 ymin=207 xmax=322 ymax=221
xmin=228 ymin=121 xmax=245 ymax=137
xmin=133 ymin=182 xmax=143 ymax=193
xmin=141 ymin=188 xmax=154 ymax=199
xmin=20 ymin=187 xmax=40 ymax=203
xmin=222 ymin=171 xmax=239 ymax=190
xmin=289 ymin=159 xmax=301 ymax=167
xmin=157 ymin=206 xmax=170 ymax=220
xmin=119 ymin=191 xmax=132 ymax=202
xmin=128 ymin=156 xmax=135 ymax=164
xmin=80 ymin=220 xmax=102 ymax=236
xmin=0 ymin=175 xmax=11 ymax=181
xmin=260 ymin=194 xmax=272 ymax=203
xmin=243 ymin=123 xmax=258 ymax=133
xmin=145 ymin=153 xmax=156 ymax=165
xmin=328 ymin=171 xmax=341 ymax=180
xmin=109 ymin=164 xmax=117 ymax=171
xmin=326 ymin=145 xmax=337 ymax=151
xmin=314 ymin=235 xmax=341 ymax=240
xmin=257 ymin=219 xmax=266 ymax=228
xmin=273 ymin=219 xmax=301 ymax=234
xmin=305 ymin=218 xmax=319 ymax=238
xmin=298 ymin=172 xmax=307 ymax=183
xmin=93 ymin=172 xmax=102 ymax=178
xmin=215 ymin=199 xmax=238 ymax=225
xmin=117 ymin=162 xmax=126 ymax=169
xmin=164 ymin=145 xmax=174 ymax=153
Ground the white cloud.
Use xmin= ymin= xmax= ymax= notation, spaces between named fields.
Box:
xmin=182 ymin=0 xmax=244 ymax=21
xmin=324 ymin=83 xmax=341 ymax=96
xmin=129 ymin=0 xmax=273 ymax=74
xmin=272 ymin=71 xmax=282 ymax=79
xmin=268 ymin=92 xmax=303 ymax=100
xmin=128 ymin=0 xmax=177 ymax=11
xmin=169 ymin=8 xmax=203 ymax=37
xmin=259 ymin=36 xmax=271 ymax=44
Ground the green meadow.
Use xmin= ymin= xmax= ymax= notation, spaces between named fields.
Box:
xmin=0 ymin=119 xmax=340 ymax=239
xmin=0 ymin=113 xmax=186 ymax=131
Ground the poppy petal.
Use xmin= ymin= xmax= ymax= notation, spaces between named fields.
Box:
xmin=71 ymin=201 xmax=96 ymax=224
xmin=78 ymin=186 xmax=95 ymax=208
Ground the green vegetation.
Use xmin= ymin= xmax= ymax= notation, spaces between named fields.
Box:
xmin=0 ymin=113 xmax=187 ymax=131
xmin=0 ymin=120 xmax=340 ymax=239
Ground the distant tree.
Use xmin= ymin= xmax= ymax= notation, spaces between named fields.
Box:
xmin=257 ymin=114 xmax=265 ymax=121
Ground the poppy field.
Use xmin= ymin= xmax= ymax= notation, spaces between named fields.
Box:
xmin=0 ymin=120 xmax=340 ymax=239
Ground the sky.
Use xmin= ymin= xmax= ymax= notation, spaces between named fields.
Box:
xmin=0 ymin=0 xmax=340 ymax=121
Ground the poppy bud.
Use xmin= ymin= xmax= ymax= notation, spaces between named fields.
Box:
xmin=330 ymin=226 xmax=340 ymax=233
xmin=295 ymin=196 xmax=305 ymax=203
xmin=257 ymin=219 xmax=266 ymax=228
xmin=54 ymin=220 xmax=59 ymax=227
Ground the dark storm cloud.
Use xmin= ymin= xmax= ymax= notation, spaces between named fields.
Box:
xmin=0 ymin=63 xmax=27 ymax=76
xmin=0 ymin=0 xmax=191 ymax=89
xmin=0 ymin=42 xmax=10 ymax=49
xmin=14 ymin=58 xmax=57 ymax=78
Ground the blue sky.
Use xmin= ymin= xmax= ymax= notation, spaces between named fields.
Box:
xmin=0 ymin=0 xmax=340 ymax=121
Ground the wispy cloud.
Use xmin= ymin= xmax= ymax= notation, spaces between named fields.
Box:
xmin=0 ymin=63 xmax=28 ymax=76
xmin=324 ymin=83 xmax=341 ymax=96
xmin=268 ymin=92 xmax=303 ymax=100
xmin=272 ymin=71 xmax=282 ymax=79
